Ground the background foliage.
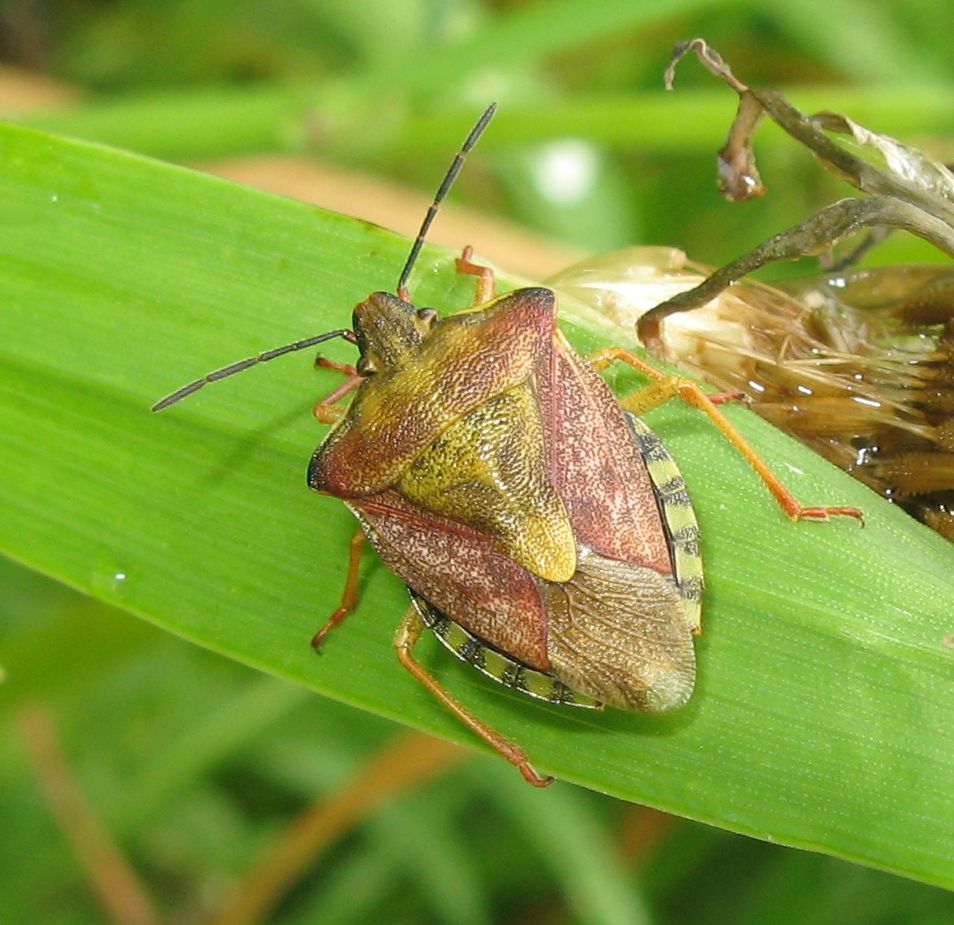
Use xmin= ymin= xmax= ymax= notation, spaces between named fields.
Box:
xmin=2 ymin=2 xmax=954 ymax=924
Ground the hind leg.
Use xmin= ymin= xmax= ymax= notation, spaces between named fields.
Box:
xmin=394 ymin=608 xmax=552 ymax=788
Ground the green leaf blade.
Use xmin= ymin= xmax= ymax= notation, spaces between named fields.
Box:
xmin=2 ymin=121 xmax=953 ymax=889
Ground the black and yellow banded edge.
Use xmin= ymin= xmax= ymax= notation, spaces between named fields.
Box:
xmin=409 ymin=589 xmax=603 ymax=709
xmin=626 ymin=413 xmax=704 ymax=633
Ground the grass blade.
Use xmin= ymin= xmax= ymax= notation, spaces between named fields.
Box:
xmin=2 ymin=122 xmax=953 ymax=888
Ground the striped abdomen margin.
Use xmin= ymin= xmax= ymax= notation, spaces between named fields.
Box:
xmin=625 ymin=413 xmax=703 ymax=634
xmin=408 ymin=588 xmax=601 ymax=707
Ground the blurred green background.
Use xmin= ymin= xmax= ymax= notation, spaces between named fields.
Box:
xmin=2 ymin=2 xmax=954 ymax=924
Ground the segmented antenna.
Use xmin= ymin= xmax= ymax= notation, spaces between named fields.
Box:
xmin=395 ymin=102 xmax=498 ymax=301
xmin=152 ymin=329 xmax=355 ymax=411
xmin=154 ymin=104 xmax=498 ymax=412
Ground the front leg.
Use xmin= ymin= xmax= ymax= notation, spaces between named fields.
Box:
xmin=313 ymin=356 xmax=362 ymax=424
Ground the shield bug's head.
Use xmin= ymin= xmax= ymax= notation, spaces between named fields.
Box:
xmin=351 ymin=292 xmax=438 ymax=374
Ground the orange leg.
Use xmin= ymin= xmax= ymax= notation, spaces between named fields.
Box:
xmin=455 ymin=246 xmax=496 ymax=305
xmin=590 ymin=347 xmax=864 ymax=523
xmin=313 ymin=355 xmax=361 ymax=424
xmin=313 ymin=375 xmax=362 ymax=424
xmin=315 ymin=356 xmax=357 ymax=377
xmin=395 ymin=608 xmax=552 ymax=788
xmin=312 ymin=531 xmax=365 ymax=650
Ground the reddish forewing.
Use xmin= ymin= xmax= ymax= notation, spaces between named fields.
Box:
xmin=352 ymin=490 xmax=551 ymax=670
xmin=533 ymin=331 xmax=672 ymax=576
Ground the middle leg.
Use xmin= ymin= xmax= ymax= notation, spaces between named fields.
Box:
xmin=590 ymin=347 xmax=863 ymax=523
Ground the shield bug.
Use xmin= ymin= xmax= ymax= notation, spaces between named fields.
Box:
xmin=154 ymin=104 xmax=862 ymax=787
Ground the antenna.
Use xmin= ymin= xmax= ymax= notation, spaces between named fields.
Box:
xmin=395 ymin=102 xmax=498 ymax=301
xmin=154 ymin=104 xmax=498 ymax=413
xmin=152 ymin=329 xmax=355 ymax=411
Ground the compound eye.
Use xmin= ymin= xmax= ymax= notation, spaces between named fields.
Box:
xmin=417 ymin=307 xmax=438 ymax=327
xmin=356 ymin=355 xmax=377 ymax=377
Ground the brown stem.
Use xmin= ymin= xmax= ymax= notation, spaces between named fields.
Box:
xmin=17 ymin=704 xmax=160 ymax=925
xmin=206 ymin=731 xmax=465 ymax=925
xmin=638 ymin=197 xmax=954 ymax=354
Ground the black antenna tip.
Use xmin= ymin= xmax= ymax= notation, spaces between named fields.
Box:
xmin=395 ymin=103 xmax=499 ymax=299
